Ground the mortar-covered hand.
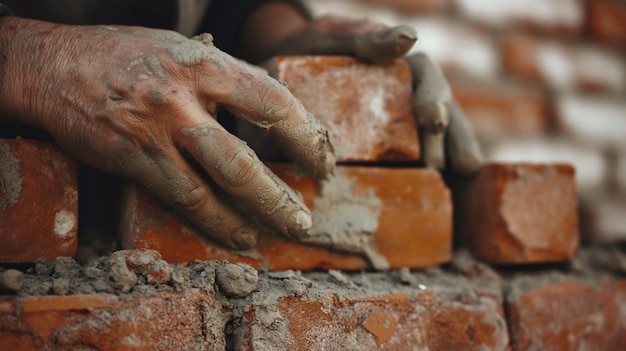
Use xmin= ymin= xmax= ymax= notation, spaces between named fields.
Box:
xmin=0 ymin=17 xmax=335 ymax=249
xmin=269 ymin=14 xmax=483 ymax=174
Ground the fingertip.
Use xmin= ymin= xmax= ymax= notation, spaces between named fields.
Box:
xmin=421 ymin=131 xmax=446 ymax=170
xmin=286 ymin=209 xmax=313 ymax=240
xmin=231 ymin=226 xmax=259 ymax=250
xmin=447 ymin=101 xmax=485 ymax=176
xmin=391 ymin=25 xmax=418 ymax=43
xmin=322 ymin=150 xmax=336 ymax=178
xmin=311 ymin=148 xmax=336 ymax=180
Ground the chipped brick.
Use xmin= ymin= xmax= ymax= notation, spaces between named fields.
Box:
xmin=0 ymin=139 xmax=77 ymax=263
xmin=506 ymin=272 xmax=626 ymax=350
xmin=0 ymin=289 xmax=226 ymax=350
xmin=233 ymin=268 xmax=509 ymax=350
xmin=274 ymin=56 xmax=419 ymax=162
xmin=456 ymin=163 xmax=579 ymax=264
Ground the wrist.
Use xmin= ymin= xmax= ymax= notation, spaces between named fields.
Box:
xmin=0 ymin=16 xmax=73 ymax=129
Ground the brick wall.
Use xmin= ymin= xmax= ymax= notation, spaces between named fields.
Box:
xmin=304 ymin=0 xmax=626 ymax=243
xmin=1 ymin=0 xmax=626 ymax=349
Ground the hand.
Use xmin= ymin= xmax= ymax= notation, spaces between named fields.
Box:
xmin=267 ymin=14 xmax=483 ymax=174
xmin=0 ymin=17 xmax=335 ymax=249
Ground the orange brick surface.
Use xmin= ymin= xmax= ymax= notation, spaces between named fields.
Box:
xmin=235 ymin=269 xmax=509 ymax=350
xmin=0 ymin=289 xmax=226 ymax=350
xmin=275 ymin=56 xmax=419 ymax=162
xmin=0 ymin=139 xmax=78 ymax=263
xmin=452 ymin=80 xmax=549 ymax=138
xmin=506 ymin=273 xmax=626 ymax=351
xmin=121 ymin=164 xmax=452 ymax=270
xmin=588 ymin=0 xmax=626 ymax=43
xmin=501 ymin=34 xmax=624 ymax=92
xmin=456 ymin=163 xmax=579 ymax=264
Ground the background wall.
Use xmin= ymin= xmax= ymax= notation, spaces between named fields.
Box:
xmin=303 ymin=0 xmax=626 ymax=244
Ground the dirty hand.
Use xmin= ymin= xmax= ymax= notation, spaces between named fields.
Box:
xmin=0 ymin=17 xmax=335 ymax=249
xmin=271 ymin=14 xmax=483 ymax=174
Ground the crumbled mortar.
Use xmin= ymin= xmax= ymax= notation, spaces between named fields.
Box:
xmin=503 ymin=246 xmax=626 ymax=302
xmin=3 ymin=247 xmax=624 ymax=350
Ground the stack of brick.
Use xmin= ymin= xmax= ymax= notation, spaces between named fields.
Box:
xmin=305 ymin=0 xmax=626 ymax=244
xmin=1 ymin=1 xmax=624 ymax=348
xmin=121 ymin=56 xmax=454 ymax=270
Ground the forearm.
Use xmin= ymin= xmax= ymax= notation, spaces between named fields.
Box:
xmin=236 ymin=1 xmax=310 ymax=63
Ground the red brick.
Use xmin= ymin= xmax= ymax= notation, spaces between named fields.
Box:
xmin=275 ymin=56 xmax=419 ymax=162
xmin=234 ymin=268 xmax=509 ymax=350
xmin=485 ymin=139 xmax=607 ymax=196
xmin=0 ymin=289 xmax=227 ymax=350
xmin=502 ymin=34 xmax=625 ymax=92
xmin=506 ymin=273 xmax=626 ymax=350
xmin=121 ymin=164 xmax=452 ymax=270
xmin=588 ymin=0 xmax=626 ymax=43
xmin=0 ymin=139 xmax=77 ymax=263
xmin=455 ymin=0 xmax=584 ymax=34
xmin=456 ymin=163 xmax=579 ymax=264
xmin=451 ymin=80 xmax=549 ymax=138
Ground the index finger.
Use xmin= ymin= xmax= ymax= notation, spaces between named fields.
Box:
xmin=184 ymin=42 xmax=335 ymax=179
xmin=228 ymin=75 xmax=336 ymax=180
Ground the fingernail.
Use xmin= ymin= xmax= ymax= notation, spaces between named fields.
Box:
xmin=392 ymin=25 xmax=417 ymax=42
xmin=323 ymin=151 xmax=336 ymax=178
xmin=232 ymin=226 xmax=258 ymax=250
xmin=286 ymin=210 xmax=312 ymax=239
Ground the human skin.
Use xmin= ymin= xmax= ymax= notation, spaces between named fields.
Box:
xmin=238 ymin=2 xmax=483 ymax=175
xmin=0 ymin=15 xmax=335 ymax=250
xmin=0 ymin=2 xmax=483 ymax=252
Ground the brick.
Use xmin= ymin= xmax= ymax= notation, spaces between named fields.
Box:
xmin=506 ymin=272 xmax=626 ymax=351
xmin=233 ymin=268 xmax=509 ymax=350
xmin=455 ymin=0 xmax=584 ymax=34
xmin=588 ymin=0 xmax=626 ymax=43
xmin=502 ymin=34 xmax=626 ymax=92
xmin=451 ymin=79 xmax=549 ymax=138
xmin=0 ymin=289 xmax=227 ymax=350
xmin=274 ymin=56 xmax=418 ymax=162
xmin=0 ymin=139 xmax=77 ymax=263
xmin=487 ymin=139 xmax=607 ymax=195
xmin=456 ymin=163 xmax=579 ymax=264
xmin=556 ymin=94 xmax=626 ymax=149
xmin=121 ymin=164 xmax=452 ymax=270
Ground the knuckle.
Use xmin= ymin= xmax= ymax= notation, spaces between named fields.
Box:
xmin=218 ymin=145 xmax=260 ymax=187
xmin=168 ymin=185 xmax=208 ymax=210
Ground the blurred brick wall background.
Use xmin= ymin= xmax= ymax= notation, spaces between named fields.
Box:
xmin=303 ymin=0 xmax=626 ymax=244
